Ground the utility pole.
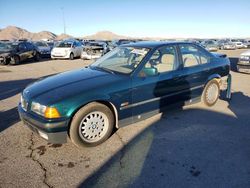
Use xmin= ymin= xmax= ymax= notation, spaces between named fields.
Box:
xmin=61 ymin=7 xmax=66 ymax=34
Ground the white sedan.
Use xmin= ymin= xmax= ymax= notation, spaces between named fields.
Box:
xmin=51 ymin=40 xmax=83 ymax=60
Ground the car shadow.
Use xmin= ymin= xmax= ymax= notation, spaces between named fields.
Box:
xmin=21 ymin=57 xmax=52 ymax=65
xmin=0 ymin=107 xmax=19 ymax=132
xmin=0 ymin=78 xmax=36 ymax=101
xmin=79 ymin=91 xmax=250 ymax=188
xmin=229 ymin=57 xmax=238 ymax=72
xmin=0 ymin=74 xmax=55 ymax=101
xmin=0 ymin=74 xmax=56 ymax=132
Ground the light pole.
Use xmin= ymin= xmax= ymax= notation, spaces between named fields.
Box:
xmin=61 ymin=7 xmax=66 ymax=34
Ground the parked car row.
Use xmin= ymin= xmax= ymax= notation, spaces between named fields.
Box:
xmin=1 ymin=38 xmax=250 ymax=71
xmin=0 ymin=38 xmax=135 ymax=65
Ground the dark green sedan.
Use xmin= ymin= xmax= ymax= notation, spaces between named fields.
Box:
xmin=18 ymin=42 xmax=230 ymax=147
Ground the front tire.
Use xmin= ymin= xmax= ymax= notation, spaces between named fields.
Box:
xmin=10 ymin=55 xmax=20 ymax=65
xmin=69 ymin=102 xmax=114 ymax=147
xmin=34 ymin=52 xmax=40 ymax=61
xmin=69 ymin=53 xmax=74 ymax=60
xmin=202 ymin=79 xmax=220 ymax=106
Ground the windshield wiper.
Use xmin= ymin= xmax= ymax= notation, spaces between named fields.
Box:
xmin=92 ymin=66 xmax=115 ymax=74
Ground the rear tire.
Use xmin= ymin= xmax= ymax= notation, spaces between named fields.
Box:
xmin=69 ymin=102 xmax=114 ymax=148
xmin=202 ymin=79 xmax=220 ymax=106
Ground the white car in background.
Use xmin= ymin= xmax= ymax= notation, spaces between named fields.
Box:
xmin=234 ymin=42 xmax=244 ymax=49
xmin=51 ymin=40 xmax=83 ymax=60
xmin=231 ymin=39 xmax=247 ymax=49
xmin=237 ymin=50 xmax=250 ymax=73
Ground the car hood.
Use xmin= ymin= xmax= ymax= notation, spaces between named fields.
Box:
xmin=23 ymin=67 xmax=125 ymax=104
xmin=37 ymin=46 xmax=51 ymax=51
xmin=240 ymin=50 xmax=250 ymax=56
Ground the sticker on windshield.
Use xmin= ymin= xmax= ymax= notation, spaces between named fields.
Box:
xmin=131 ymin=49 xmax=147 ymax=55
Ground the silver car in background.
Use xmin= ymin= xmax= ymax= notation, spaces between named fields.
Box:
xmin=33 ymin=41 xmax=52 ymax=58
xmin=218 ymin=40 xmax=236 ymax=50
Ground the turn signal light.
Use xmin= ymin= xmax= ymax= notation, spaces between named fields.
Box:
xmin=44 ymin=107 xmax=61 ymax=118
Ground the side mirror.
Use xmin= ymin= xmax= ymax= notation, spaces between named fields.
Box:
xmin=139 ymin=67 xmax=158 ymax=77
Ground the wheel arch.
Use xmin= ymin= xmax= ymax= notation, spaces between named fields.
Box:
xmin=69 ymin=51 xmax=74 ymax=58
xmin=67 ymin=100 xmax=119 ymax=134
xmin=205 ymin=74 xmax=221 ymax=87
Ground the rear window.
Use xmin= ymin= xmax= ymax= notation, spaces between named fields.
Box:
xmin=180 ymin=44 xmax=210 ymax=67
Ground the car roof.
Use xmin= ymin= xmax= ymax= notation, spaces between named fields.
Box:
xmin=121 ymin=41 xmax=196 ymax=48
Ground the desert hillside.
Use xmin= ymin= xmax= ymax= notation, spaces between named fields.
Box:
xmin=0 ymin=26 xmax=71 ymax=41
xmin=0 ymin=26 xmax=165 ymax=41
xmin=83 ymin=31 xmax=130 ymax=40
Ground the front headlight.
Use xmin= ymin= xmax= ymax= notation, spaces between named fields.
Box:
xmin=20 ymin=95 xmax=28 ymax=111
xmin=31 ymin=102 xmax=47 ymax=116
xmin=31 ymin=102 xmax=61 ymax=118
xmin=240 ymin=56 xmax=250 ymax=60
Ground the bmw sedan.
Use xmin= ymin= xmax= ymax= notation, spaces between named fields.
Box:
xmin=18 ymin=42 xmax=231 ymax=147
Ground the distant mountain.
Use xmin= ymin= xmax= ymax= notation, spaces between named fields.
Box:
xmin=0 ymin=25 xmax=161 ymax=41
xmin=83 ymin=31 xmax=130 ymax=40
xmin=0 ymin=26 xmax=57 ymax=40
xmin=56 ymin=33 xmax=73 ymax=40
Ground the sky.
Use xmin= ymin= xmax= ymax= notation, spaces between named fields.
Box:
xmin=0 ymin=0 xmax=250 ymax=38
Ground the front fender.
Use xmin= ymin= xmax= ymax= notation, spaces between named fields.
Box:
xmin=63 ymin=94 xmax=112 ymax=118
xmin=60 ymin=94 xmax=119 ymax=129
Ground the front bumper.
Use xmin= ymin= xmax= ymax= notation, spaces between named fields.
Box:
xmin=18 ymin=104 xmax=69 ymax=143
xmin=51 ymin=52 xmax=70 ymax=59
xmin=207 ymin=47 xmax=218 ymax=51
xmin=224 ymin=46 xmax=236 ymax=50
xmin=237 ymin=60 xmax=250 ymax=73
xmin=39 ymin=51 xmax=51 ymax=57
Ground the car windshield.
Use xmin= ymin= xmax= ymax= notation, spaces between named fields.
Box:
xmin=206 ymin=41 xmax=216 ymax=45
xmin=35 ymin=42 xmax=48 ymax=47
xmin=56 ymin=41 xmax=72 ymax=48
xmin=90 ymin=47 xmax=149 ymax=74
xmin=88 ymin=42 xmax=103 ymax=47
xmin=0 ymin=42 xmax=15 ymax=50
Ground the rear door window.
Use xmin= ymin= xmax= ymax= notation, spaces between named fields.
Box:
xmin=179 ymin=44 xmax=210 ymax=68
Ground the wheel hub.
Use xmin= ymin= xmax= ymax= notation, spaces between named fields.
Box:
xmin=78 ymin=111 xmax=109 ymax=143
xmin=206 ymin=83 xmax=219 ymax=104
